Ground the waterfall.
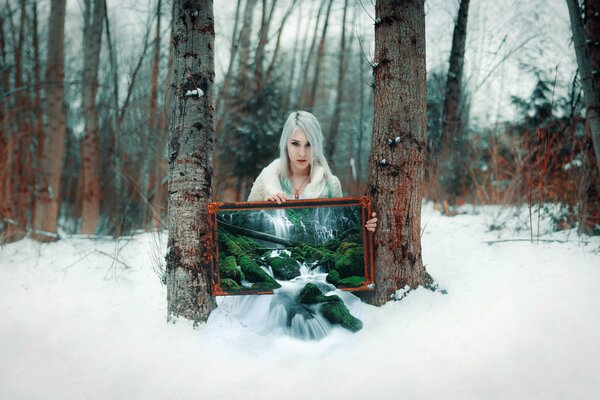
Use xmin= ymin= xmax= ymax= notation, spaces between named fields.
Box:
xmin=209 ymin=205 xmax=363 ymax=341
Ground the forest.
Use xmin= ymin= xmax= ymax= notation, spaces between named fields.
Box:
xmin=1 ymin=1 xmax=600 ymax=398
xmin=1 ymin=0 xmax=598 ymax=244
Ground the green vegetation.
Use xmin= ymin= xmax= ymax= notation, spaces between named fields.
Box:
xmin=321 ymin=302 xmax=363 ymax=332
xmin=217 ymin=212 xmax=366 ymax=292
xmin=266 ymin=253 xmax=301 ymax=280
xmin=298 ymin=283 xmax=362 ymax=332
xmin=238 ymin=256 xmax=280 ymax=289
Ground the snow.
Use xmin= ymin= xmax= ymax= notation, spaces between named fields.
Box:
xmin=1 ymin=204 xmax=599 ymax=399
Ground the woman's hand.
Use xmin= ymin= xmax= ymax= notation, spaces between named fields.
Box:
xmin=267 ymin=193 xmax=287 ymax=204
xmin=366 ymin=212 xmax=378 ymax=232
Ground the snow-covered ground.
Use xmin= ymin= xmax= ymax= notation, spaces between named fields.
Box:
xmin=1 ymin=204 xmax=599 ymax=400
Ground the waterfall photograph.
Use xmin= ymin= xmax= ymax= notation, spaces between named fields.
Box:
xmin=212 ymin=199 xmax=373 ymax=295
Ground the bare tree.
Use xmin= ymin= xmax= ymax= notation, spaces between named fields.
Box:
xmin=166 ymin=0 xmax=217 ymax=322
xmin=567 ymin=0 xmax=600 ymax=175
xmin=79 ymin=0 xmax=106 ymax=234
xmin=327 ymin=0 xmax=349 ymax=161
xmin=437 ymin=0 xmax=470 ymax=208
xmin=30 ymin=0 xmax=67 ymax=242
xmin=360 ymin=0 xmax=429 ymax=306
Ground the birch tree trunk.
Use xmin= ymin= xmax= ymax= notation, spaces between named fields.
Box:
xmin=30 ymin=0 xmax=67 ymax=242
xmin=360 ymin=0 xmax=428 ymax=306
xmin=166 ymin=0 xmax=217 ymax=322
xmin=79 ymin=0 xmax=105 ymax=234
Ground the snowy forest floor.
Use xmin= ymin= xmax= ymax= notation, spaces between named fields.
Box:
xmin=1 ymin=203 xmax=599 ymax=400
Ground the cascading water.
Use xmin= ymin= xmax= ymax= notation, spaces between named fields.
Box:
xmin=208 ymin=206 xmax=363 ymax=341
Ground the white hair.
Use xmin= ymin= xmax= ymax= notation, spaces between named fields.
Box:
xmin=278 ymin=110 xmax=332 ymax=180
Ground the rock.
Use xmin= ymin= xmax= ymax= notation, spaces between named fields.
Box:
xmin=321 ymin=302 xmax=363 ymax=332
xmin=220 ymin=255 xmax=245 ymax=283
xmin=238 ymin=255 xmax=281 ymax=289
xmin=332 ymin=246 xmax=364 ymax=278
xmin=326 ymin=270 xmax=365 ymax=288
xmin=268 ymin=254 xmax=301 ymax=280
xmin=299 ymin=283 xmax=342 ymax=305
xmin=220 ymin=278 xmax=241 ymax=290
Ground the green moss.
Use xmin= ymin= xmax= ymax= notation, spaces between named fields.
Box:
xmin=291 ymin=243 xmax=334 ymax=265
xmin=220 ymin=255 xmax=245 ymax=283
xmin=251 ymin=281 xmax=282 ymax=290
xmin=326 ymin=270 xmax=341 ymax=285
xmin=238 ymin=255 xmax=281 ymax=289
xmin=218 ymin=230 xmax=262 ymax=259
xmin=326 ymin=270 xmax=365 ymax=288
xmin=332 ymin=246 xmax=364 ymax=278
xmin=268 ymin=254 xmax=301 ymax=280
xmin=220 ymin=278 xmax=241 ymax=290
xmin=299 ymin=283 xmax=343 ymax=305
xmin=321 ymin=302 xmax=363 ymax=332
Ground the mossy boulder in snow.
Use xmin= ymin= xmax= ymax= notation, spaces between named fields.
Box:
xmin=299 ymin=283 xmax=342 ymax=305
xmin=321 ymin=302 xmax=363 ymax=332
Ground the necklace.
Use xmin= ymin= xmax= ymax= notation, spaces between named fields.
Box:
xmin=293 ymin=174 xmax=310 ymax=199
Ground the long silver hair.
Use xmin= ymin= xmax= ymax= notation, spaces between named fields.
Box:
xmin=278 ymin=110 xmax=332 ymax=180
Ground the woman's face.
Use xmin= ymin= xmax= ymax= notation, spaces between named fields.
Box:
xmin=287 ymin=128 xmax=311 ymax=174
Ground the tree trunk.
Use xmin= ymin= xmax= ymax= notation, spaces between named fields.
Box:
xmin=166 ymin=0 xmax=217 ymax=322
xmin=236 ymin=0 xmax=258 ymax=92
xmin=79 ymin=0 xmax=105 ymax=235
xmin=298 ymin=0 xmax=326 ymax=108
xmin=326 ymin=0 xmax=349 ymax=162
xmin=306 ymin=0 xmax=333 ymax=109
xmin=567 ymin=0 xmax=600 ymax=175
xmin=437 ymin=0 xmax=470 ymax=205
xmin=252 ymin=0 xmax=277 ymax=92
xmin=146 ymin=0 xmax=163 ymax=227
xmin=30 ymin=0 xmax=67 ymax=242
xmin=360 ymin=0 xmax=428 ymax=306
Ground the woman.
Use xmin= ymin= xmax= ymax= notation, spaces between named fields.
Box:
xmin=207 ymin=111 xmax=375 ymax=341
xmin=248 ymin=110 xmax=377 ymax=231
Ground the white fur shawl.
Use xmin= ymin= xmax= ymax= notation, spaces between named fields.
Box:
xmin=247 ymin=159 xmax=342 ymax=201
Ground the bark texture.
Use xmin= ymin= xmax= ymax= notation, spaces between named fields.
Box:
xmin=30 ymin=0 xmax=67 ymax=242
xmin=79 ymin=0 xmax=105 ymax=234
xmin=567 ymin=0 xmax=600 ymax=175
xmin=360 ymin=0 xmax=428 ymax=306
xmin=166 ymin=0 xmax=217 ymax=322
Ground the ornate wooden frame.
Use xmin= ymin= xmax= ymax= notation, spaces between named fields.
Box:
xmin=208 ymin=196 xmax=374 ymax=296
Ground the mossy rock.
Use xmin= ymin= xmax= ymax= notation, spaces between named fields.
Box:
xmin=299 ymin=283 xmax=343 ymax=305
xmin=220 ymin=255 xmax=245 ymax=283
xmin=218 ymin=230 xmax=262 ymax=259
xmin=251 ymin=281 xmax=282 ymax=290
xmin=332 ymin=246 xmax=364 ymax=278
xmin=324 ymin=227 xmax=362 ymax=252
xmin=291 ymin=243 xmax=334 ymax=266
xmin=220 ymin=278 xmax=241 ymax=290
xmin=321 ymin=302 xmax=363 ymax=332
xmin=238 ymin=255 xmax=281 ymax=289
xmin=326 ymin=270 xmax=365 ymax=288
xmin=268 ymin=254 xmax=301 ymax=280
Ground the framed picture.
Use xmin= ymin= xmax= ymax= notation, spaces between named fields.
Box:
xmin=208 ymin=196 xmax=374 ymax=296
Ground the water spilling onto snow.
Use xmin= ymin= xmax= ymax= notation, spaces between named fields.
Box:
xmin=208 ymin=251 xmax=363 ymax=341
xmin=209 ymin=206 xmax=364 ymax=341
